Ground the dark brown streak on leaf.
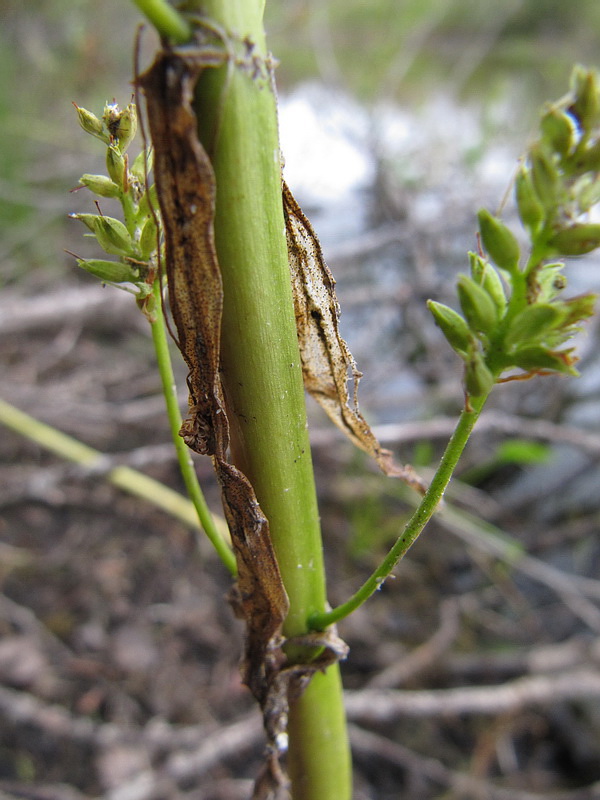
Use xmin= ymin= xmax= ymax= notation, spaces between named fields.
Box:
xmin=139 ymin=47 xmax=290 ymax=786
xmin=283 ymin=182 xmax=426 ymax=494
xmin=139 ymin=50 xmax=227 ymax=459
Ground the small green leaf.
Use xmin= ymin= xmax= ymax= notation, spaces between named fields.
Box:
xmin=513 ymin=345 xmax=578 ymax=376
xmin=504 ymin=303 xmax=565 ymax=349
xmin=496 ymin=439 xmax=552 ymax=466
xmin=477 ymin=209 xmax=520 ymax=274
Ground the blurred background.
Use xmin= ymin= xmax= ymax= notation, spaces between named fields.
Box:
xmin=1 ymin=2 xmax=600 ymax=799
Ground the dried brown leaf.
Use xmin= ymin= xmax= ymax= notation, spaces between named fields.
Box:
xmin=139 ymin=44 xmax=289 ymax=723
xmin=283 ymin=183 xmax=425 ymax=493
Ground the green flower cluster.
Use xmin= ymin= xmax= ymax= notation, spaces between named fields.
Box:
xmin=429 ymin=66 xmax=600 ymax=397
xmin=70 ymin=101 xmax=159 ymax=318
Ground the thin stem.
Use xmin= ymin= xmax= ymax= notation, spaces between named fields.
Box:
xmin=148 ymin=278 xmax=237 ymax=575
xmin=309 ymin=392 xmax=489 ymax=631
xmin=0 ymin=397 xmax=220 ymax=536
xmin=131 ymin=0 xmax=192 ymax=44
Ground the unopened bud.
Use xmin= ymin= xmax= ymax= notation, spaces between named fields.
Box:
xmin=515 ymin=166 xmax=544 ymax=235
xmin=457 ymin=274 xmax=499 ymax=335
xmin=131 ymin=148 xmax=153 ymax=184
xmin=464 ymin=351 xmax=495 ymax=397
xmin=139 ymin=215 xmax=158 ymax=260
xmin=529 ymin=144 xmax=560 ymax=212
xmin=79 ymin=173 xmax=120 ymax=198
xmin=94 ymin=215 xmax=137 ymax=257
xmin=75 ymin=257 xmax=140 ymax=284
xmin=477 ymin=209 xmax=520 ymax=274
xmin=427 ymin=300 xmax=473 ymax=354
xmin=549 ymin=223 xmax=600 ymax=256
xmin=106 ymin=145 xmax=126 ymax=189
xmin=540 ymin=106 xmax=576 ymax=157
xmin=73 ymin=103 xmax=109 ymax=143
xmin=568 ymin=66 xmax=600 ymax=130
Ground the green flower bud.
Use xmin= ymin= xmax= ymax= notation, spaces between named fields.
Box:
xmin=548 ymin=223 xmax=600 ymax=256
xmin=481 ymin=265 xmax=507 ymax=316
xmin=103 ymin=102 xmax=138 ymax=152
xmin=515 ymin=166 xmax=545 ymax=235
xmin=79 ymin=173 xmax=120 ymax=198
xmin=75 ymin=257 xmax=140 ymax=284
xmin=468 ymin=251 xmax=486 ymax=282
xmin=504 ymin=303 xmax=564 ymax=349
xmin=468 ymin=253 xmax=507 ymax=315
xmin=69 ymin=212 xmax=100 ymax=233
xmin=540 ymin=106 xmax=576 ymax=157
xmin=131 ymin=148 xmax=153 ymax=184
xmin=137 ymin=184 xmax=159 ymax=218
xmin=139 ymin=215 xmax=158 ymax=260
xmin=477 ymin=209 xmax=520 ymax=274
xmin=106 ymin=145 xmax=126 ymax=189
xmin=457 ymin=274 xmax=499 ymax=335
xmin=569 ymin=66 xmax=600 ymax=130
xmin=529 ymin=144 xmax=561 ymax=212
xmin=464 ymin=351 xmax=495 ymax=397
xmin=94 ymin=215 xmax=136 ymax=257
xmin=71 ymin=213 xmax=136 ymax=257
xmin=73 ymin=103 xmax=109 ymax=143
xmin=427 ymin=300 xmax=473 ymax=354
xmin=513 ymin=345 xmax=578 ymax=376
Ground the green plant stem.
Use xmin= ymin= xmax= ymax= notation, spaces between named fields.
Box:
xmin=309 ymin=391 xmax=489 ymax=631
xmin=131 ymin=0 xmax=192 ymax=43
xmin=148 ymin=278 xmax=237 ymax=574
xmin=183 ymin=2 xmax=351 ymax=797
xmin=0 ymin=396 xmax=226 ymax=539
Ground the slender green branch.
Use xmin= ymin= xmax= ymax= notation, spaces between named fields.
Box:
xmin=309 ymin=392 xmax=489 ymax=631
xmin=148 ymin=278 xmax=236 ymax=574
xmin=0 ymin=396 xmax=228 ymax=541
xmin=131 ymin=0 xmax=192 ymax=43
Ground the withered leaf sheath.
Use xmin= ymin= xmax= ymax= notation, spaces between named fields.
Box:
xmin=140 ymin=52 xmax=227 ymax=458
xmin=283 ymin=184 xmax=425 ymax=494
xmin=139 ymin=48 xmax=289 ymax=711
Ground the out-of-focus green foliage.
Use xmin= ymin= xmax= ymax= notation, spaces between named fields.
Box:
xmin=2 ymin=0 xmax=600 ymax=286
xmin=265 ymin=0 xmax=600 ymax=102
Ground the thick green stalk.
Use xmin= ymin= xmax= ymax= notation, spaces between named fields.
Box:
xmin=310 ymin=392 xmax=488 ymax=630
xmin=183 ymin=2 xmax=351 ymax=797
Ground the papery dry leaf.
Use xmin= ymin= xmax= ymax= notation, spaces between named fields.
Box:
xmin=283 ymin=183 xmax=426 ymax=493
xmin=140 ymin=50 xmax=227 ymax=459
xmin=139 ymin=44 xmax=289 ymax=732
